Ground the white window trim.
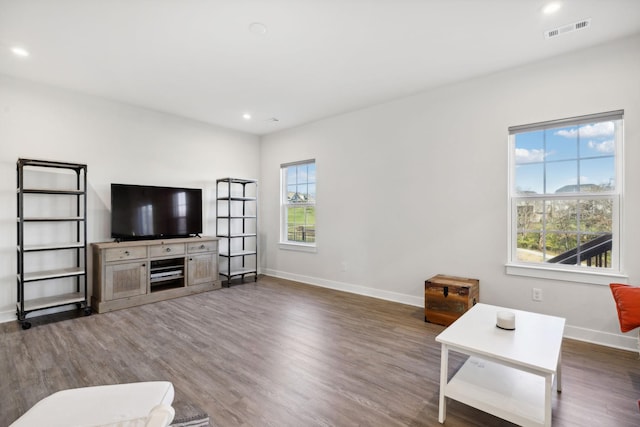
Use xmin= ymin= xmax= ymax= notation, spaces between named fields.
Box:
xmin=506 ymin=111 xmax=627 ymax=285
xmin=505 ymin=263 xmax=628 ymax=285
xmin=280 ymin=159 xmax=317 ymax=252
xmin=279 ymin=241 xmax=317 ymax=253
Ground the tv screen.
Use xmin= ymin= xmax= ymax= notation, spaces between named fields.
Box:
xmin=111 ymin=183 xmax=203 ymax=240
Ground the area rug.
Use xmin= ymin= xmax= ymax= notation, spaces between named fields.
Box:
xmin=170 ymin=400 xmax=210 ymax=427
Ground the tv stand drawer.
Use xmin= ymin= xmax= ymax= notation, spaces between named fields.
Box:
xmin=187 ymin=241 xmax=217 ymax=253
xmin=105 ymin=246 xmax=147 ymax=262
xmin=149 ymin=243 xmax=185 ymax=258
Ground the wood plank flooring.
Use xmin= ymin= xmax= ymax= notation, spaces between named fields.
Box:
xmin=1 ymin=276 xmax=639 ymax=426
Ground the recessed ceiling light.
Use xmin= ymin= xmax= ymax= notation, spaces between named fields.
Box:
xmin=542 ymin=2 xmax=562 ymax=15
xmin=243 ymin=113 xmax=252 ymax=120
xmin=11 ymin=46 xmax=30 ymax=57
xmin=249 ymin=22 xmax=268 ymax=35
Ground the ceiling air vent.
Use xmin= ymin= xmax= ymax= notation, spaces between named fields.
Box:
xmin=545 ymin=18 xmax=591 ymax=39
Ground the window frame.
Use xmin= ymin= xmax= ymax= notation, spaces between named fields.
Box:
xmin=279 ymin=159 xmax=317 ymax=252
xmin=506 ymin=111 xmax=627 ymax=285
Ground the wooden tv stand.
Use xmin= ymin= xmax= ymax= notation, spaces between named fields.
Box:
xmin=91 ymin=236 xmax=221 ymax=313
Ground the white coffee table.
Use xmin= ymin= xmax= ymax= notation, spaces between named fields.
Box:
xmin=435 ymin=303 xmax=565 ymax=427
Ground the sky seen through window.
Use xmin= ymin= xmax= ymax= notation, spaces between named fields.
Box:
xmin=515 ymin=121 xmax=615 ymax=194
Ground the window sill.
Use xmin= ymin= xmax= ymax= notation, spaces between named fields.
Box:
xmin=279 ymin=242 xmax=317 ymax=253
xmin=505 ymin=263 xmax=628 ymax=285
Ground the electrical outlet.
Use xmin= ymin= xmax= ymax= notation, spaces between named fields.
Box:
xmin=532 ymin=288 xmax=543 ymax=302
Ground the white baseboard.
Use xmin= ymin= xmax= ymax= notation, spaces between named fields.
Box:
xmin=264 ymin=268 xmax=640 ymax=353
xmin=564 ymin=324 xmax=639 ymax=353
xmin=263 ymin=268 xmax=424 ymax=307
xmin=0 ymin=309 xmax=16 ymax=324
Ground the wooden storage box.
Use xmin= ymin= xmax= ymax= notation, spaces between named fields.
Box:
xmin=424 ymin=274 xmax=479 ymax=326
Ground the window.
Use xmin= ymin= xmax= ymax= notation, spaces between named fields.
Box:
xmin=281 ymin=160 xmax=316 ymax=250
xmin=508 ymin=111 xmax=625 ymax=283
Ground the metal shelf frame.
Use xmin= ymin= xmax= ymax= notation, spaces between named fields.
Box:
xmin=16 ymin=158 xmax=91 ymax=329
xmin=216 ymin=178 xmax=258 ymax=286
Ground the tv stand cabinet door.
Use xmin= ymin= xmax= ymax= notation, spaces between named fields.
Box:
xmin=187 ymin=253 xmax=218 ymax=286
xmin=105 ymin=261 xmax=148 ymax=300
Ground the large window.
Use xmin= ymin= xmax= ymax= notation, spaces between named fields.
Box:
xmin=281 ymin=160 xmax=316 ymax=248
xmin=508 ymin=111 xmax=623 ymax=280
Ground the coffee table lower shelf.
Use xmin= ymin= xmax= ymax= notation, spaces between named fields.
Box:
xmin=446 ymin=356 xmax=552 ymax=427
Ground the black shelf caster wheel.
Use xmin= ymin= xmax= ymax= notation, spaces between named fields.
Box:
xmin=83 ymin=307 xmax=92 ymax=316
xmin=21 ymin=321 xmax=31 ymax=330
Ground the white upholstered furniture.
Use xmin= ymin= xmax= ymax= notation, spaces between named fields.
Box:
xmin=10 ymin=381 xmax=175 ymax=427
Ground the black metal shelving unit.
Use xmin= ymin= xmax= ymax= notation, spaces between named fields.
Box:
xmin=216 ymin=178 xmax=258 ymax=285
xmin=16 ymin=158 xmax=91 ymax=329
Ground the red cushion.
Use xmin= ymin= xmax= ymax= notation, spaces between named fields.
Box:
xmin=610 ymin=283 xmax=640 ymax=333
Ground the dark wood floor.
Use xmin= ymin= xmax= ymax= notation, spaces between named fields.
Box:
xmin=1 ymin=276 xmax=639 ymax=426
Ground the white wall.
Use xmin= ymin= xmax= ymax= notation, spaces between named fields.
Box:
xmin=2 ymin=35 xmax=638 ymax=351
xmin=260 ymin=34 xmax=640 ymax=351
xmin=0 ymin=74 xmax=260 ymax=321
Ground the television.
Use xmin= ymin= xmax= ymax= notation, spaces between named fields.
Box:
xmin=111 ymin=183 xmax=203 ymax=240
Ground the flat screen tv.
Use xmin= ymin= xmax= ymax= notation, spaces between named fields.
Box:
xmin=111 ymin=183 xmax=203 ymax=240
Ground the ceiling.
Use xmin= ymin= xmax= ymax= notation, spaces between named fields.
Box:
xmin=1 ymin=1 xmax=639 ymax=136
